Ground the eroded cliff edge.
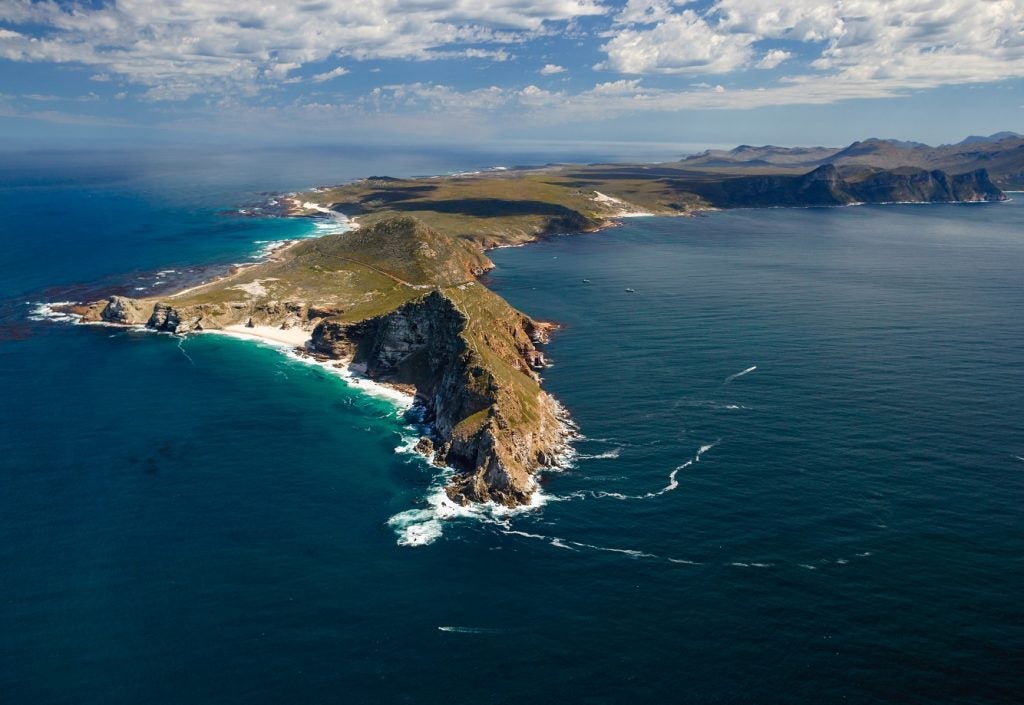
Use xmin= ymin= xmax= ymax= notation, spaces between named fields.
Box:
xmin=76 ymin=216 xmax=572 ymax=507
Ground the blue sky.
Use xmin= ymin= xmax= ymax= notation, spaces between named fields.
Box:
xmin=1 ymin=0 xmax=1022 ymax=149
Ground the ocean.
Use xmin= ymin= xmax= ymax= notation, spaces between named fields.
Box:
xmin=1 ymin=147 xmax=1022 ymax=704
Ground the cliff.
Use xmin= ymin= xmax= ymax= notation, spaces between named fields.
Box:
xmin=312 ymin=287 xmax=568 ymax=505
xmin=672 ymin=165 xmax=1005 ymax=208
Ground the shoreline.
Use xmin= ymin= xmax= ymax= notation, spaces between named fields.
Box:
xmin=197 ymin=324 xmax=418 ymax=410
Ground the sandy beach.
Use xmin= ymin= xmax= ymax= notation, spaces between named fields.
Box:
xmin=217 ymin=323 xmax=312 ymax=347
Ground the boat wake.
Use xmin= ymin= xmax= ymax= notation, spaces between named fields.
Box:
xmin=438 ymin=626 xmax=518 ymax=635
xmin=723 ymin=365 xmax=757 ymax=384
xmin=571 ymin=440 xmax=718 ymax=502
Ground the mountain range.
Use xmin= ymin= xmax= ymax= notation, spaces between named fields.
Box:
xmin=683 ymin=133 xmax=1024 ymax=189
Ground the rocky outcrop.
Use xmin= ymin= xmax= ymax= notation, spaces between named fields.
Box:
xmin=311 ymin=289 xmax=571 ymax=507
xmin=100 ymin=296 xmax=149 ymax=325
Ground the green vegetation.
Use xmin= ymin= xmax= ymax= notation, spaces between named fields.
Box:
xmin=293 ymin=168 xmax=706 ymax=248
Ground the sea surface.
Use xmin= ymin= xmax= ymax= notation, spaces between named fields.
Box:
xmin=1 ymin=147 xmax=1022 ymax=704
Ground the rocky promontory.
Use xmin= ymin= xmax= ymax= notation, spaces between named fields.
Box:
xmin=77 ymin=215 xmax=572 ymax=507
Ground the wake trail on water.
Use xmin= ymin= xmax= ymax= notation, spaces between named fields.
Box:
xmin=569 ymin=440 xmax=719 ymax=502
xmin=176 ymin=336 xmax=195 ymax=366
xmin=502 ymin=527 xmax=875 ymax=571
xmin=723 ymin=365 xmax=756 ymax=384
xmin=502 ymin=530 xmax=664 ymax=560
xmin=438 ymin=626 xmax=518 ymax=635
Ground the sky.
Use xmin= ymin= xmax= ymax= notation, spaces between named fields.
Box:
xmin=0 ymin=0 xmax=1022 ymax=150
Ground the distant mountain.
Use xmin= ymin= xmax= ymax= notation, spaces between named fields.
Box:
xmin=681 ymin=133 xmax=1024 ymax=189
xmin=826 ymin=136 xmax=1024 ymax=188
xmin=956 ymin=132 xmax=1022 ymax=146
xmin=683 ymin=144 xmax=839 ymax=168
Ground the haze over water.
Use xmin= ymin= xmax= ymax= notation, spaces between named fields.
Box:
xmin=2 ymin=149 xmax=1022 ymax=704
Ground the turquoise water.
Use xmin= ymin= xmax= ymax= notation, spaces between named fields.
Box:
xmin=1 ymin=150 xmax=1023 ymax=704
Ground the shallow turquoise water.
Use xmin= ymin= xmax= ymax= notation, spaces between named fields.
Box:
xmin=1 ymin=150 xmax=1022 ymax=704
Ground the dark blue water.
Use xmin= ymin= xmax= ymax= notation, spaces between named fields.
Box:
xmin=2 ymin=149 xmax=1023 ymax=704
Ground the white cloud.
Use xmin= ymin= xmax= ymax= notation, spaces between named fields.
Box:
xmin=613 ymin=0 xmax=679 ymax=26
xmin=591 ymin=79 xmax=644 ymax=94
xmin=598 ymin=9 xmax=754 ymax=74
xmin=756 ymin=49 xmax=791 ymax=70
xmin=368 ymin=82 xmax=512 ymax=112
xmin=1 ymin=0 xmax=1023 ymax=122
xmin=310 ymin=67 xmax=350 ymax=83
xmin=597 ymin=0 xmax=1024 ymax=97
xmin=0 ymin=0 xmax=605 ymax=99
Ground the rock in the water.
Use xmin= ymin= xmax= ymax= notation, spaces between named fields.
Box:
xmin=414 ymin=437 xmax=434 ymax=456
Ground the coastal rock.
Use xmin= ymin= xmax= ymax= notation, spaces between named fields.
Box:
xmin=100 ymin=296 xmax=148 ymax=325
xmin=414 ymin=437 xmax=434 ymax=456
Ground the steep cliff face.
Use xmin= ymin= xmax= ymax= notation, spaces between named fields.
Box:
xmin=680 ymin=165 xmax=1005 ymax=208
xmin=845 ymin=167 xmax=1004 ymax=203
xmin=311 ymin=288 xmax=570 ymax=506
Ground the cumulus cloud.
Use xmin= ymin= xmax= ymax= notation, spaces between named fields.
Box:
xmin=1 ymin=0 xmax=1023 ymax=124
xmin=598 ymin=0 xmax=1024 ymax=95
xmin=598 ymin=9 xmax=754 ymax=74
xmin=0 ymin=0 xmax=605 ymax=99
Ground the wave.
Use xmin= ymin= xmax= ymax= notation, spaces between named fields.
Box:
xmin=576 ymin=448 xmax=622 ymax=460
xmin=723 ymin=365 xmax=757 ymax=384
xmin=387 ymin=468 xmax=551 ymax=547
xmin=301 ymin=201 xmax=357 ymax=236
xmin=279 ymin=348 xmax=415 ymax=410
xmin=27 ymin=301 xmax=81 ymax=324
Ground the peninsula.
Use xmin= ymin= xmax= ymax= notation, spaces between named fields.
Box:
xmin=69 ymin=134 xmax=1018 ymax=508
